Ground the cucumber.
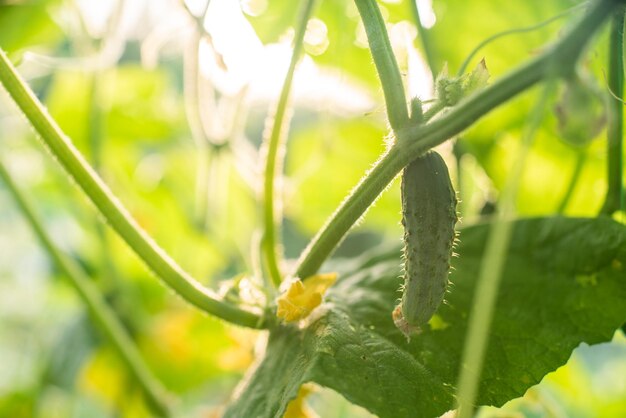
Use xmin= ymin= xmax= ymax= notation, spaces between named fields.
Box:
xmin=394 ymin=151 xmax=458 ymax=337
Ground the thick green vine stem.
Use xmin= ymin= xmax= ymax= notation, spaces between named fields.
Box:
xmin=295 ymin=0 xmax=623 ymax=280
xmin=600 ymin=11 xmax=625 ymax=215
xmin=262 ymin=0 xmax=317 ymax=287
xmin=355 ymin=0 xmax=409 ymax=131
xmin=0 ymin=48 xmax=266 ymax=330
xmin=0 ymin=161 xmax=172 ymax=417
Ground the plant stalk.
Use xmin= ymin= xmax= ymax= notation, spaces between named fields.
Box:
xmin=295 ymin=0 xmax=623 ymax=280
xmin=0 ymin=48 xmax=266 ymax=329
xmin=262 ymin=0 xmax=317 ymax=286
xmin=355 ymin=0 xmax=409 ymax=131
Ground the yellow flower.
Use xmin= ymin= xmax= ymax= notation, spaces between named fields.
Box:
xmin=276 ymin=273 xmax=337 ymax=322
xmin=284 ymin=384 xmax=319 ymax=418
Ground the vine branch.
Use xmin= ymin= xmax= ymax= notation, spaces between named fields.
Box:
xmin=295 ymin=0 xmax=623 ymax=280
xmin=262 ymin=0 xmax=317 ymax=286
xmin=355 ymin=0 xmax=409 ymax=131
xmin=0 ymin=48 xmax=266 ymax=329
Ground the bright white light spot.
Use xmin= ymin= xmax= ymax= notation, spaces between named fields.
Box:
xmin=393 ymin=20 xmax=418 ymax=40
xmin=304 ymin=18 xmax=329 ymax=56
xmin=240 ymin=0 xmax=268 ymax=17
xmin=344 ymin=2 xmax=359 ymax=20
xmin=243 ymin=39 xmax=373 ymax=115
xmin=291 ymin=63 xmax=374 ymax=115
xmin=417 ymin=0 xmax=436 ymax=29
xmin=75 ymin=0 xmax=117 ymax=38
xmin=405 ymin=29 xmax=433 ymax=99
xmin=200 ymin=0 xmax=264 ymax=95
xmin=407 ymin=46 xmax=433 ymax=100
xmin=389 ymin=21 xmax=417 ymax=66
xmin=245 ymin=41 xmax=295 ymax=101
xmin=8 ymin=151 xmax=45 ymax=184
xmin=354 ymin=21 xmax=369 ymax=49
xmin=134 ymin=153 xmax=165 ymax=191
xmin=183 ymin=0 xmax=209 ymax=17
xmin=388 ymin=21 xmax=433 ymax=100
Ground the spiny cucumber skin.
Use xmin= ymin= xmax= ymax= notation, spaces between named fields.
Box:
xmin=398 ymin=151 xmax=458 ymax=334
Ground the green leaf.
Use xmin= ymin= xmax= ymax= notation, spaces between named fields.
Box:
xmin=0 ymin=0 xmax=62 ymax=54
xmin=226 ymin=217 xmax=626 ymax=417
xmin=223 ymin=325 xmax=318 ymax=418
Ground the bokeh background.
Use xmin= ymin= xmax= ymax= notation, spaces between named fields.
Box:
xmin=0 ymin=0 xmax=624 ymax=416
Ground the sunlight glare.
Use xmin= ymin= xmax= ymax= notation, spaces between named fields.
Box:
xmin=200 ymin=0 xmax=264 ymax=95
xmin=417 ymin=0 xmax=436 ymax=29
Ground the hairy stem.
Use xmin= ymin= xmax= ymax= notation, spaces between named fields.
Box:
xmin=355 ymin=0 xmax=409 ymax=130
xmin=0 ymin=161 xmax=172 ymax=417
xmin=86 ymin=72 xmax=123 ymax=292
xmin=295 ymin=146 xmax=407 ymax=279
xmin=0 ymin=48 xmax=266 ymax=329
xmin=262 ymin=0 xmax=317 ymax=286
xmin=423 ymin=100 xmax=446 ymax=122
xmin=600 ymin=10 xmax=625 ymax=215
xmin=295 ymin=0 xmax=622 ymax=280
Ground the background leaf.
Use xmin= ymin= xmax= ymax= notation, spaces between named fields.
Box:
xmin=0 ymin=0 xmax=62 ymax=55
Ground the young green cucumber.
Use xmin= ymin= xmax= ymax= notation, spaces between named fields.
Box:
xmin=394 ymin=151 xmax=458 ymax=337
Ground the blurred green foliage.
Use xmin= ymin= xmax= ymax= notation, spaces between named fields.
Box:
xmin=0 ymin=0 xmax=624 ymax=417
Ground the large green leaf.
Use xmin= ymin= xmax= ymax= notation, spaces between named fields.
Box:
xmin=226 ymin=217 xmax=626 ymax=418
